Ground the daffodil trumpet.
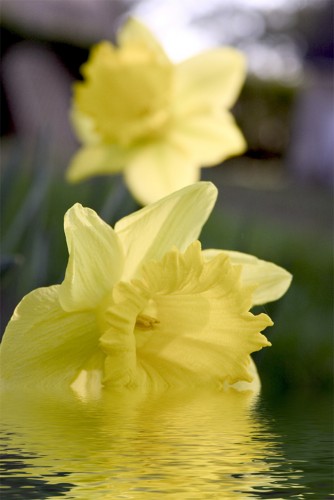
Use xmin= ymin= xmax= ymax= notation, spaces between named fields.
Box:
xmin=67 ymin=18 xmax=247 ymax=205
xmin=0 ymin=183 xmax=291 ymax=398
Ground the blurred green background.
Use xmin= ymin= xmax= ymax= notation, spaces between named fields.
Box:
xmin=1 ymin=0 xmax=333 ymax=396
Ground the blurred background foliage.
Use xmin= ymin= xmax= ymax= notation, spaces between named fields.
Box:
xmin=0 ymin=0 xmax=333 ymax=395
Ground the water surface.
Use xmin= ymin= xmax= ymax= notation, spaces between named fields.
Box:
xmin=1 ymin=388 xmax=332 ymax=499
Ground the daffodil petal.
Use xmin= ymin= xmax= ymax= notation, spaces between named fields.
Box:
xmin=124 ymin=140 xmax=199 ymax=205
xmin=171 ymin=109 xmax=246 ymax=166
xmin=58 ymin=203 xmax=124 ymax=312
xmin=115 ymin=182 xmax=217 ymax=280
xmin=66 ymin=144 xmax=127 ymax=183
xmin=136 ymin=242 xmax=272 ymax=388
xmin=203 ymin=249 xmax=292 ymax=306
xmin=0 ymin=286 xmax=100 ymax=389
xmin=175 ymin=48 xmax=246 ymax=110
xmin=118 ymin=17 xmax=169 ymax=63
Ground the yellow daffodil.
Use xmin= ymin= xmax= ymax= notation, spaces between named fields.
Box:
xmin=67 ymin=18 xmax=247 ymax=205
xmin=0 ymin=183 xmax=291 ymax=397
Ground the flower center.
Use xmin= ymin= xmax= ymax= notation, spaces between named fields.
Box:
xmin=135 ymin=313 xmax=160 ymax=330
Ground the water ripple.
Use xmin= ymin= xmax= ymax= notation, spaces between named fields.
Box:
xmin=1 ymin=388 xmax=332 ymax=498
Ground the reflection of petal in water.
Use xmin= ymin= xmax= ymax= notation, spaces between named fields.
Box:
xmin=1 ymin=388 xmax=284 ymax=498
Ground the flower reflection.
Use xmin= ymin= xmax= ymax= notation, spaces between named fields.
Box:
xmin=1 ymin=388 xmax=284 ymax=498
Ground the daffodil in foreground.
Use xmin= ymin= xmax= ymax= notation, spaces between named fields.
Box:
xmin=0 ymin=183 xmax=291 ymax=397
xmin=67 ymin=18 xmax=247 ymax=205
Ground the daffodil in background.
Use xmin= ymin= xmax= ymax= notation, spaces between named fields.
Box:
xmin=67 ymin=18 xmax=246 ymax=205
xmin=0 ymin=183 xmax=291 ymax=398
